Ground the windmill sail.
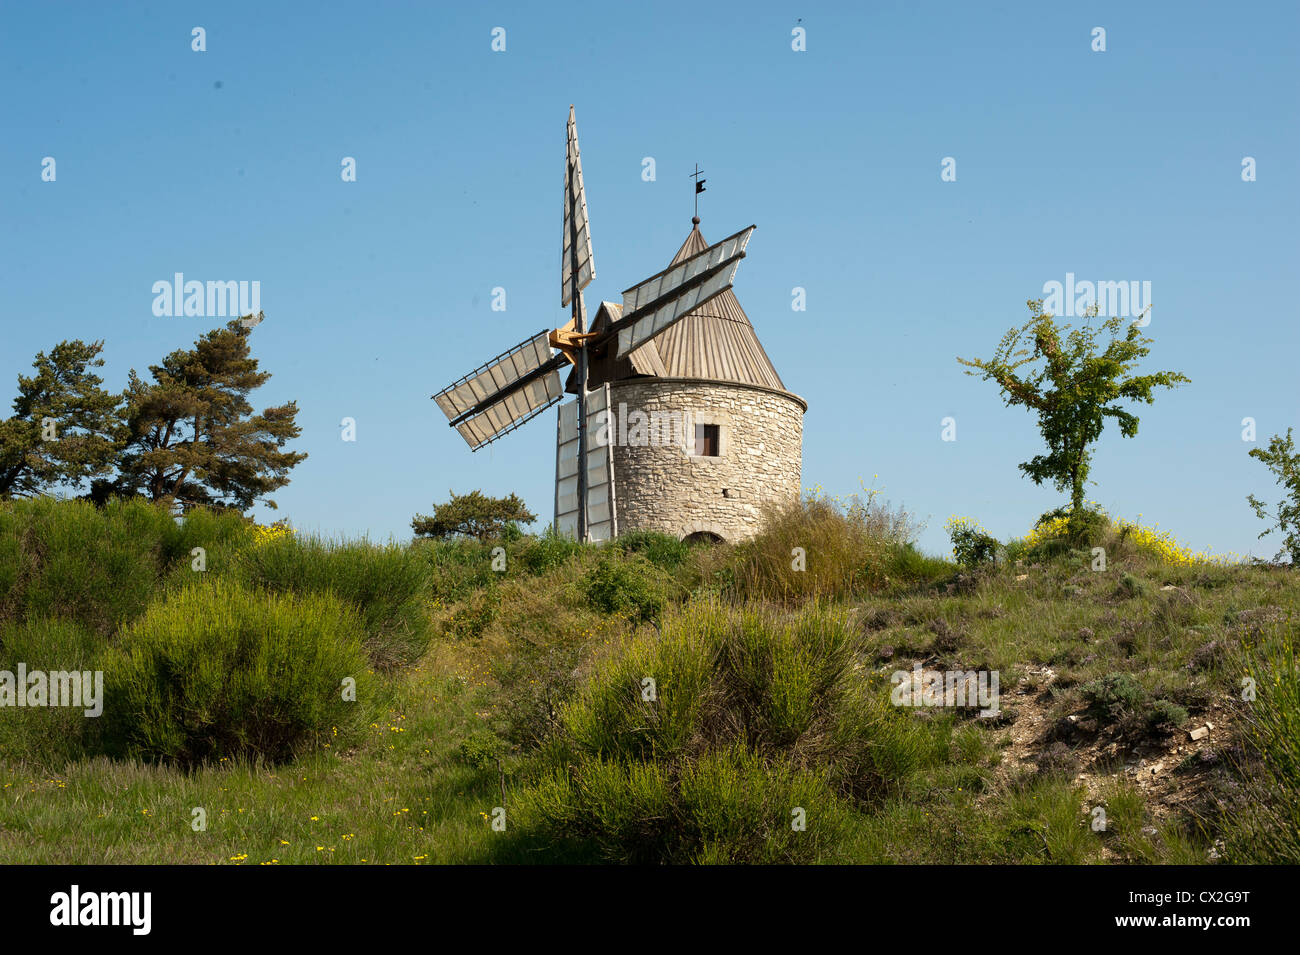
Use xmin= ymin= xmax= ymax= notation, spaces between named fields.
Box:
xmin=433 ymin=331 xmax=566 ymax=450
xmin=612 ymin=225 xmax=754 ymax=359
xmin=555 ymin=384 xmax=616 ymax=541
xmin=561 ymin=106 xmax=595 ymax=307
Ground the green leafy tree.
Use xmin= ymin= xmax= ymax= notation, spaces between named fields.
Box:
xmin=1247 ymin=428 xmax=1300 ymax=564
xmin=0 ymin=340 xmax=124 ymax=499
xmin=412 ymin=490 xmax=536 ymax=540
xmin=113 ymin=316 xmax=306 ymax=511
xmin=958 ymin=301 xmax=1189 ymax=533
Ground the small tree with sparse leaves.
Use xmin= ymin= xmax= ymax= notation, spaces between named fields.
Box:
xmin=1247 ymin=428 xmax=1300 ymax=565
xmin=958 ymin=300 xmax=1189 ymax=538
xmin=411 ymin=490 xmax=536 ymax=541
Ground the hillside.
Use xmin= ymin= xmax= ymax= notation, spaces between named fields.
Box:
xmin=0 ymin=495 xmax=1295 ymax=864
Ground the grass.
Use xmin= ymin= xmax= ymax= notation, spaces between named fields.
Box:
xmin=0 ymin=494 xmax=1296 ymax=863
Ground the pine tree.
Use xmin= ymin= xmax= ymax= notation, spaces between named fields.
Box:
xmin=114 ymin=316 xmax=306 ymax=511
xmin=412 ymin=490 xmax=536 ymax=540
xmin=0 ymin=340 xmax=124 ymax=499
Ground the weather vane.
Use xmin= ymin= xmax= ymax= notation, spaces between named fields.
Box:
xmin=690 ymin=163 xmax=706 ymax=220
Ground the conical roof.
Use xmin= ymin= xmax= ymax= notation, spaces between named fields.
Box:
xmin=567 ymin=220 xmax=788 ymax=394
xmin=648 ymin=223 xmax=787 ymax=390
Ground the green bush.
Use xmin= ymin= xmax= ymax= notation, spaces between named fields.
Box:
xmin=947 ymin=519 xmax=999 ymax=568
xmin=510 ymin=604 xmax=955 ymax=863
xmin=1147 ymin=698 xmax=1188 ymax=731
xmin=1038 ymin=505 xmax=1110 ymax=550
xmin=0 ymin=497 xmax=178 ymax=636
xmin=0 ymin=617 xmax=103 ymax=765
xmin=0 ymin=498 xmax=257 ymax=637
xmin=1080 ymin=672 xmax=1146 ymax=720
xmin=615 ymin=530 xmax=693 ymax=571
xmin=231 ymin=535 xmax=432 ymax=669
xmin=883 ymin=543 xmax=956 ymax=584
xmin=516 ymin=530 xmax=585 ymax=575
xmin=413 ymin=536 xmax=499 ymax=602
xmin=1002 ymin=538 xmax=1029 ymax=563
xmin=457 ymin=730 xmax=505 ymax=770
xmin=1118 ymin=572 xmax=1148 ymax=599
xmin=582 ymin=553 xmax=670 ymax=624
xmin=99 ymin=580 xmax=376 ymax=766
xmin=518 ymin=744 xmax=855 ymax=864
xmin=161 ymin=505 xmax=255 ymax=576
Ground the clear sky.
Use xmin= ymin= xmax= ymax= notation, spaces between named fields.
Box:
xmin=2 ymin=1 xmax=1297 ymax=558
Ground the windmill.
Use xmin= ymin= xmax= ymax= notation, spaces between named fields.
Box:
xmin=433 ymin=107 xmax=756 ymax=542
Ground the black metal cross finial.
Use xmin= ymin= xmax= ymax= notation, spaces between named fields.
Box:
xmin=690 ymin=163 xmax=706 ymax=220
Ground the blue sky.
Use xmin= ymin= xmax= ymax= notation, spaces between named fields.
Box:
xmin=2 ymin=1 xmax=1297 ymax=558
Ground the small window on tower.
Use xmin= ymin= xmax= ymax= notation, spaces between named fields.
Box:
xmin=695 ymin=423 xmax=720 ymax=457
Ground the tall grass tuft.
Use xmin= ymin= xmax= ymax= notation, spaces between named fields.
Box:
xmin=720 ymin=488 xmax=918 ymax=603
xmin=1223 ymin=621 xmax=1300 ymax=862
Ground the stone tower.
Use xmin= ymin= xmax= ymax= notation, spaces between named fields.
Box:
xmin=567 ymin=218 xmax=806 ymax=542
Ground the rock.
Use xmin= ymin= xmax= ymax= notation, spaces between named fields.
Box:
xmin=1015 ymin=574 xmax=1028 ymax=581
xmin=1189 ymin=725 xmax=1210 ymax=741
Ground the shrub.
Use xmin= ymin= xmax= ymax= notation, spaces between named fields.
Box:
xmin=230 ymin=534 xmax=432 ymax=669
xmin=1117 ymin=572 xmax=1148 ymax=599
xmin=1028 ymin=505 xmax=1109 ymax=552
xmin=518 ymin=744 xmax=855 ymax=864
xmin=883 ymin=543 xmax=955 ymax=584
xmin=726 ymin=488 xmax=915 ymax=603
xmin=413 ymin=536 xmax=498 ymax=602
xmin=1147 ymin=699 xmax=1188 ymax=731
xmin=1080 ymin=672 xmax=1146 ymax=720
xmin=945 ymin=517 xmax=999 ymax=567
xmin=516 ymin=529 xmax=585 ymax=575
xmin=457 ymin=730 xmax=505 ymax=770
xmin=163 ymin=505 xmax=257 ymax=574
xmin=615 ymin=530 xmax=692 ymax=571
xmin=0 ymin=497 xmax=179 ymax=636
xmin=99 ymin=580 xmax=376 ymax=766
xmin=0 ymin=617 xmax=102 ymax=765
xmin=582 ymin=552 xmax=670 ymax=625
xmin=510 ymin=603 xmax=956 ymax=863
xmin=0 ymin=498 xmax=260 ymax=637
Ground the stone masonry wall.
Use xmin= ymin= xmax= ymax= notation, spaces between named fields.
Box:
xmin=607 ymin=378 xmax=804 ymax=542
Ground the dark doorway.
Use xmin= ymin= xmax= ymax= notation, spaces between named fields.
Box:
xmin=683 ymin=530 xmax=724 ymax=545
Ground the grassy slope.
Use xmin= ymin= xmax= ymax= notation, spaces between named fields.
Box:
xmin=0 ymin=507 xmax=1295 ymax=864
